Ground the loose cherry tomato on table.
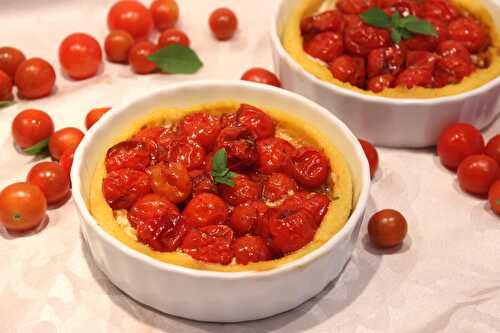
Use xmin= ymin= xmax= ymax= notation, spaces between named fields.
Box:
xmin=337 ymin=0 xmax=374 ymax=14
xmin=104 ymin=30 xmax=135 ymax=63
xmin=358 ymin=139 xmax=379 ymax=179
xmin=303 ymin=31 xmax=344 ymax=63
xmin=59 ymin=148 xmax=76 ymax=176
xmin=105 ymin=140 xmax=151 ymax=172
xmin=85 ymin=107 xmax=111 ymax=130
xmin=448 ymin=17 xmax=487 ymax=53
xmin=128 ymin=41 xmax=158 ymax=74
xmin=485 ymin=135 xmax=500 ymax=165
xmin=368 ymin=209 xmax=407 ymax=249
xmin=329 ymin=55 xmax=366 ymax=88
xmin=182 ymin=193 xmax=228 ymax=228
xmin=11 ymin=109 xmax=54 ymax=149
xmin=229 ymin=200 xmax=268 ymax=236
xmin=0 ymin=70 xmax=13 ymax=101
xmin=26 ymin=162 xmax=71 ymax=205
xmin=256 ymin=137 xmax=296 ymax=174
xmin=0 ymin=182 xmax=47 ymax=233
xmin=148 ymin=162 xmax=192 ymax=204
xmin=219 ymin=174 xmax=261 ymax=206
xmin=488 ymin=180 xmax=500 ymax=215
xmin=437 ymin=123 xmax=485 ymax=170
xmin=262 ymin=173 xmax=297 ymax=202
xmin=241 ymin=68 xmax=282 ymax=88
xmin=157 ymin=28 xmax=190 ymax=48
xmin=209 ymin=8 xmax=238 ymax=41
xmin=284 ymin=147 xmax=330 ymax=189
xmin=102 ymin=168 xmax=150 ymax=209
xmin=107 ymin=0 xmax=153 ymax=40
xmin=59 ymin=33 xmax=102 ymax=80
xmin=181 ymin=224 xmax=234 ymax=265
xmin=0 ymin=46 xmax=26 ymax=80
xmin=457 ymin=154 xmax=500 ymax=195
xmin=15 ymin=58 xmax=56 ymax=99
xmin=232 ymin=235 xmax=272 ymax=265
xmin=150 ymin=0 xmax=179 ymax=31
xmin=49 ymin=127 xmax=85 ymax=160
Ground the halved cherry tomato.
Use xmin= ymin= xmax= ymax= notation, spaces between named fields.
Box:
xmin=59 ymin=33 xmax=102 ymax=80
xmin=457 ymin=154 xmax=499 ymax=195
xmin=303 ymin=31 xmax=344 ymax=63
xmin=15 ymin=58 xmax=56 ymax=99
xmin=182 ymin=193 xmax=228 ymax=227
xmin=105 ymin=140 xmax=151 ymax=172
xmin=262 ymin=173 xmax=297 ymax=202
xmin=178 ymin=112 xmax=221 ymax=149
xmin=181 ymin=224 xmax=234 ymax=264
xmin=209 ymin=8 xmax=238 ymax=41
xmin=236 ymin=104 xmax=275 ymax=140
xmin=150 ymin=0 xmax=179 ymax=31
xmin=219 ymin=174 xmax=261 ymax=206
xmin=0 ymin=47 xmax=26 ymax=80
xmin=11 ymin=109 xmax=54 ymax=149
xmin=59 ymin=148 xmax=76 ymax=176
xmin=214 ymin=127 xmax=257 ymax=170
xmin=241 ymin=68 xmax=282 ymax=88
xmin=256 ymin=137 xmax=296 ymax=174
xmin=26 ymin=162 xmax=71 ymax=205
xmin=284 ymin=147 xmax=330 ymax=189
xmin=148 ymin=162 xmax=192 ymax=204
xmin=0 ymin=70 xmax=13 ymax=101
xmin=488 ymin=180 xmax=500 ymax=215
xmin=107 ymin=0 xmax=153 ymax=40
xmin=280 ymin=192 xmax=330 ymax=226
xmin=358 ymin=139 xmax=379 ymax=179
xmin=329 ymin=55 xmax=366 ymax=87
xmin=437 ymin=123 xmax=485 ymax=170
xmin=128 ymin=41 xmax=158 ymax=74
xmin=232 ymin=235 xmax=272 ymax=264
xmin=485 ymin=135 xmax=500 ymax=165
xmin=105 ymin=30 xmax=135 ymax=63
xmin=102 ymin=168 xmax=150 ymax=209
xmin=229 ymin=201 xmax=268 ymax=236
xmin=49 ymin=127 xmax=84 ymax=161
xmin=368 ymin=209 xmax=407 ymax=248
xmin=157 ymin=28 xmax=190 ymax=48
xmin=85 ymin=107 xmax=111 ymax=130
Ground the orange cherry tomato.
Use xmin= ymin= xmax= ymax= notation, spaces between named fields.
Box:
xmin=49 ymin=127 xmax=85 ymax=160
xmin=368 ymin=209 xmax=407 ymax=249
xmin=457 ymin=154 xmax=500 ymax=195
xmin=358 ymin=139 xmax=379 ymax=179
xmin=0 ymin=46 xmax=26 ymax=80
xmin=27 ymin=162 xmax=71 ymax=205
xmin=150 ymin=0 xmax=179 ymax=31
xmin=0 ymin=69 xmax=13 ymax=101
xmin=488 ymin=180 xmax=500 ymax=215
xmin=241 ymin=68 xmax=282 ymax=88
xmin=157 ymin=28 xmax=190 ymax=48
xmin=107 ymin=0 xmax=153 ymax=40
xmin=15 ymin=58 xmax=56 ymax=99
xmin=85 ymin=107 xmax=111 ymax=130
xmin=59 ymin=33 xmax=102 ymax=80
xmin=209 ymin=8 xmax=238 ymax=41
xmin=437 ymin=123 xmax=485 ymax=170
xmin=104 ymin=30 xmax=135 ymax=63
xmin=128 ymin=41 xmax=158 ymax=74
xmin=59 ymin=148 xmax=76 ymax=176
xmin=485 ymin=135 xmax=500 ymax=165
xmin=11 ymin=109 xmax=54 ymax=149
xmin=148 ymin=162 xmax=192 ymax=204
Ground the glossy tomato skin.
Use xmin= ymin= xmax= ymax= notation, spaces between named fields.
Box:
xmin=303 ymin=31 xmax=344 ymax=63
xmin=241 ymin=68 xmax=282 ymax=88
xmin=0 ymin=47 xmax=26 ymax=80
xmin=219 ymin=174 xmax=261 ymax=206
xmin=49 ymin=127 xmax=85 ymax=161
xmin=329 ymin=55 xmax=366 ymax=87
xmin=402 ymin=18 xmax=447 ymax=52
xmin=214 ymin=126 xmax=258 ymax=170
xmin=280 ymin=192 xmax=330 ymax=226
xmin=358 ymin=139 xmax=379 ymax=178
xmin=268 ymin=207 xmax=316 ymax=254
xmin=0 ymin=182 xmax=47 ymax=232
xmin=285 ymin=147 xmax=330 ymax=189
xmin=262 ymin=173 xmax=297 ymax=202
xmin=11 ymin=109 xmax=54 ymax=149
xmin=344 ymin=23 xmax=390 ymax=57
xmin=59 ymin=148 xmax=76 ymax=176
xmin=167 ymin=138 xmax=206 ymax=171
xmin=488 ymin=180 xmax=500 ymax=215
xmin=0 ymin=70 xmax=13 ymax=101
xmin=437 ymin=40 xmax=470 ymax=61
xmin=85 ymin=107 xmax=111 ymax=130
xmin=181 ymin=224 xmax=234 ymax=265
xmin=229 ymin=200 xmax=268 ymax=236
xmin=448 ymin=17 xmax=487 ymax=53
xmin=422 ymin=0 xmax=458 ymax=23
xmin=406 ymin=51 xmax=438 ymax=71
xmin=105 ymin=140 xmax=151 ymax=172
xmin=15 ymin=58 xmax=56 ymax=99
xmin=26 ymin=162 xmax=71 ymax=205
xmin=209 ymin=8 xmax=238 ymax=41
xmin=148 ymin=162 xmax=192 ymax=204
xmin=337 ymin=0 xmax=374 ymax=14
xmin=367 ymin=46 xmax=405 ymax=78
xmin=107 ymin=0 xmax=153 ymax=40
xmin=485 ymin=135 xmax=500 ymax=165
xmin=182 ymin=193 xmax=228 ymax=228
xmin=256 ymin=137 xmax=296 ymax=174
xmin=105 ymin=30 xmax=135 ymax=63
xmin=437 ymin=123 xmax=485 ymax=170
xmin=190 ymin=170 xmax=217 ymax=195
xmin=128 ymin=41 xmax=158 ymax=74
xmin=300 ymin=10 xmax=345 ymax=35
xmin=457 ymin=155 xmax=500 ymax=195
xmin=102 ymin=168 xmax=150 ymax=209
xmin=232 ymin=235 xmax=272 ymax=265
xmin=158 ymin=28 xmax=190 ymax=48
xmin=236 ymin=104 xmax=276 ymax=140
xmin=178 ymin=112 xmax=221 ymax=149
xmin=395 ymin=67 xmax=433 ymax=88
xmin=150 ymin=0 xmax=179 ymax=31
xmin=367 ymin=74 xmax=395 ymax=93
xmin=59 ymin=33 xmax=102 ymax=80
xmin=434 ymin=55 xmax=475 ymax=87
xmin=368 ymin=209 xmax=407 ymax=248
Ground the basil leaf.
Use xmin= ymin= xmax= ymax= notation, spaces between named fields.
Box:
xmin=400 ymin=15 xmax=419 ymax=26
xmin=23 ymin=138 xmax=49 ymax=155
xmin=496 ymin=199 xmax=500 ymax=206
xmin=391 ymin=12 xmax=401 ymax=28
xmin=213 ymin=176 xmax=235 ymax=187
xmin=148 ymin=45 xmax=203 ymax=74
xmin=211 ymin=169 xmax=229 ymax=177
xmin=0 ymin=101 xmax=15 ymax=109
xmin=391 ymin=29 xmax=402 ymax=44
xmin=400 ymin=28 xmax=413 ymax=40
xmin=360 ymin=8 xmax=391 ymax=28
xmin=405 ymin=20 xmax=438 ymax=37
xmin=226 ymin=171 xmax=237 ymax=179
xmin=212 ymin=149 xmax=227 ymax=174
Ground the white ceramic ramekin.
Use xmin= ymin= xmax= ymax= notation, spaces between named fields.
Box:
xmin=270 ymin=0 xmax=500 ymax=148
xmin=71 ymin=80 xmax=370 ymax=322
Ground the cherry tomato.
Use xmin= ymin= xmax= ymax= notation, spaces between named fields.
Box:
xmin=485 ymin=135 xmax=500 ymax=165
xmin=59 ymin=148 xmax=76 ymax=176
xmin=395 ymin=67 xmax=433 ymax=88
xmin=49 ymin=127 xmax=85 ymax=161
xmin=178 ymin=112 xmax=221 ymax=149
xmin=209 ymin=8 xmax=238 ymax=41
xmin=403 ymin=19 xmax=447 ymax=52
xmin=344 ymin=23 xmax=390 ymax=56
xmin=241 ymin=67 xmax=282 ymax=88
xmin=128 ymin=41 xmax=158 ymax=74
xmin=15 ymin=58 xmax=56 ymax=99
xmin=165 ymin=138 xmax=205 ymax=171
xmin=303 ymin=31 xmax=344 ymax=63
xmin=0 ymin=70 xmax=13 ymax=101
xmin=0 ymin=182 xmax=47 ymax=232
xmin=181 ymin=224 xmax=234 ymax=264
xmin=107 ymin=0 xmax=153 ymax=40
xmin=150 ymin=0 xmax=179 ymax=31
xmin=232 ymin=235 xmax=272 ymax=265
xmin=256 ymin=137 xmax=296 ymax=174
xmin=488 ymin=180 xmax=500 ymax=215
xmin=229 ymin=201 xmax=268 ymax=236
xmin=337 ymin=0 xmax=374 ymax=14
xmin=104 ymin=30 xmax=135 ymax=63
xmin=329 ymin=55 xmax=366 ymax=88
xmin=285 ymin=147 xmax=330 ymax=189
xmin=219 ymin=174 xmax=261 ymax=206
xmin=11 ymin=109 xmax=54 ymax=149
xmin=406 ymin=51 xmax=438 ymax=71
xmin=148 ymin=162 xmax=192 ymax=204
xmin=182 ymin=193 xmax=228 ymax=228
xmin=190 ymin=170 xmax=217 ymax=195
xmin=367 ymin=46 xmax=405 ymax=78
xmin=368 ymin=209 xmax=407 ymax=248
xmin=422 ymin=0 xmax=458 ymax=23
xmin=0 ymin=47 xmax=26 ymax=80
xmin=300 ymin=10 xmax=345 ymax=35
xmin=26 ymin=162 xmax=71 ymax=205
xmin=437 ymin=40 xmax=470 ymax=61
xmin=85 ymin=107 xmax=111 ymax=130
xmin=381 ymin=0 xmax=422 ymax=17
xmin=59 ymin=33 xmax=102 ymax=80
xmin=268 ymin=207 xmax=316 ymax=254
xmin=105 ymin=140 xmax=151 ymax=172
xmin=448 ymin=17 xmax=487 ymax=53
xmin=214 ymin=126 xmax=257 ymax=170
xmin=367 ymin=74 xmax=395 ymax=93
xmin=358 ymin=139 xmax=379 ymax=178
xmin=437 ymin=123 xmax=485 ymax=170
xmin=434 ymin=55 xmax=475 ymax=87
xmin=280 ymin=192 xmax=330 ymax=226
xmin=103 ymin=168 xmax=150 ymax=209
xmin=157 ymin=28 xmax=190 ymax=48
xmin=262 ymin=173 xmax=297 ymax=202
xmin=457 ymin=154 xmax=500 ymax=195
xmin=134 ymin=126 xmax=174 ymax=144
xmin=236 ymin=104 xmax=275 ymax=140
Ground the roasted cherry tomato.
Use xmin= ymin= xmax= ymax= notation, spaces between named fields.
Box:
xmin=105 ymin=140 xmax=151 ymax=172
xmin=402 ymin=19 xmax=447 ymax=52
xmin=102 ymin=168 xmax=150 ymax=209
xmin=367 ymin=46 xmax=405 ymax=78
xmin=128 ymin=41 xmax=158 ymax=74
xmin=104 ymin=30 xmax=135 ymax=63
xmin=59 ymin=33 xmax=102 ymax=80
xmin=0 ymin=182 xmax=47 ymax=232
xmin=178 ymin=112 xmax=221 ymax=149
xmin=488 ymin=180 xmax=500 ymax=215
xmin=236 ymin=104 xmax=275 ymax=140
xmin=358 ymin=139 xmax=379 ymax=178
xmin=437 ymin=40 xmax=470 ymax=61
xmin=209 ymin=8 xmax=238 ymax=41
xmin=134 ymin=126 xmax=174 ymax=143
xmin=181 ymin=224 xmax=234 ymax=265
xmin=182 ymin=193 xmax=228 ymax=227
xmin=268 ymin=207 xmax=316 ymax=254
xmin=190 ymin=170 xmax=217 ymax=195
xmin=285 ymin=147 xmax=330 ymax=189
xmin=448 ymin=17 xmax=487 ymax=53
xmin=0 ymin=47 xmax=26 ymax=80
xmin=434 ymin=55 xmax=475 ymax=87
xmin=214 ymin=126 xmax=257 ymax=170
xmin=457 ymin=154 xmax=500 ymax=195
xmin=229 ymin=201 xmax=268 ymax=236
xmin=219 ymin=174 xmax=261 ymax=206
xmin=262 ymin=173 xmax=297 ymax=202
xmin=368 ymin=209 xmax=407 ymax=248
xmin=256 ymin=137 xmax=296 ymax=174
xmin=11 ymin=109 xmax=54 ymax=149
xmin=395 ymin=67 xmax=433 ymax=88
xmin=437 ymin=123 xmax=485 ymax=170
xmin=485 ymin=135 xmax=500 ymax=165
xmin=344 ymin=23 xmax=390 ymax=56
xmin=329 ymin=55 xmax=366 ymax=87
xmin=422 ymin=0 xmax=458 ymax=23
xmin=107 ymin=0 xmax=153 ymax=40
xmin=49 ymin=127 xmax=85 ymax=161
xmin=15 ymin=58 xmax=56 ymax=99
xmin=303 ymin=31 xmax=344 ymax=63
xmin=150 ymin=0 xmax=179 ymax=31
xmin=158 ymin=28 xmax=190 ymax=48
xmin=300 ymin=10 xmax=345 ymax=35
xmin=337 ymin=0 xmax=374 ymax=14
xmin=85 ymin=107 xmax=111 ymax=130
xmin=280 ymin=192 xmax=330 ymax=226
xmin=367 ymin=74 xmax=395 ymax=93
xmin=59 ymin=148 xmax=76 ymax=176
xmin=166 ymin=138 xmax=206 ymax=171
xmin=381 ymin=0 xmax=422 ymax=17
xmin=232 ymin=235 xmax=272 ymax=265
xmin=148 ymin=162 xmax=192 ymax=204
xmin=406 ymin=51 xmax=438 ymax=71
xmin=240 ymin=68 xmax=282 ymax=88
xmin=26 ymin=162 xmax=71 ymax=205
xmin=0 ymin=70 xmax=13 ymax=101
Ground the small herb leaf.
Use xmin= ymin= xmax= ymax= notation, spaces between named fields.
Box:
xmin=400 ymin=15 xmax=419 ymax=26
xmin=391 ymin=29 xmax=402 ymax=44
xmin=391 ymin=12 xmax=401 ymax=27
xmin=400 ymin=28 xmax=413 ymax=40
xmin=405 ymin=20 xmax=438 ymax=37
xmin=496 ymin=199 xmax=500 ymax=206
xmin=211 ymin=149 xmax=236 ymax=187
xmin=148 ymin=44 xmax=203 ymax=74
xmin=213 ymin=177 xmax=236 ymax=187
xmin=0 ymin=101 xmax=15 ymax=109
xmin=23 ymin=138 xmax=49 ymax=155
xmin=360 ymin=7 xmax=391 ymax=28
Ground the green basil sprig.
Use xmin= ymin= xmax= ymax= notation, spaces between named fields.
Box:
xmin=211 ymin=149 xmax=237 ymax=187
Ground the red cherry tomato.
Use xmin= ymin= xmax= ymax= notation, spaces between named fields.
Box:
xmin=448 ymin=17 xmax=487 ymax=53
xmin=190 ymin=170 xmax=217 ymax=195
xmin=105 ymin=140 xmax=151 ymax=172
xmin=303 ymin=31 xmax=344 ymax=63
xmin=329 ymin=55 xmax=366 ymax=87
xmin=422 ymin=0 xmax=459 ymax=23
xmin=15 ymin=58 xmax=56 ymax=99
xmin=232 ymin=235 xmax=272 ymax=265
xmin=437 ymin=123 xmax=485 ymax=170
xmin=148 ymin=162 xmax=192 ymax=204
xmin=49 ymin=127 xmax=85 ymax=161
xmin=102 ymin=168 xmax=150 ymax=209
xmin=0 ymin=47 xmax=26 ymax=80
xmin=368 ymin=209 xmax=407 ymax=248
xmin=337 ymin=0 xmax=374 ymax=14
xmin=280 ymin=192 xmax=330 ymax=226
xmin=406 ymin=51 xmax=438 ymax=71
xmin=150 ymin=0 xmax=179 ymax=31
xmin=485 ymin=135 xmax=500 ymax=165
xmin=59 ymin=33 xmax=102 ymax=80
xmin=402 ymin=19 xmax=447 ymax=52
xmin=488 ymin=180 xmax=500 ymax=215
xmin=214 ymin=126 xmax=258 ymax=170
xmin=268 ymin=207 xmax=316 ymax=254
xmin=256 ymin=137 xmax=296 ymax=174
xmin=85 ymin=107 xmax=111 ymax=130
xmin=157 ymin=28 xmax=190 ymax=48
xmin=434 ymin=55 xmax=475 ymax=87
xmin=262 ymin=173 xmax=297 ymax=202
xmin=236 ymin=104 xmax=275 ymax=140
xmin=285 ymin=147 xmax=330 ymax=189
xmin=344 ymin=23 xmax=390 ymax=56
xmin=437 ymin=40 xmax=470 ymax=61
xmin=300 ymin=10 xmax=345 ymax=35
xmin=395 ymin=67 xmax=433 ymax=88
xmin=178 ymin=112 xmax=221 ymax=149
xmin=209 ymin=8 xmax=238 ymax=41
xmin=367 ymin=74 xmax=395 ymax=93
xmin=381 ymin=0 xmax=422 ymax=17
xmin=107 ymin=0 xmax=153 ymax=40
xmin=105 ymin=30 xmax=135 ymax=63
xmin=0 ymin=70 xmax=13 ymax=101
xmin=358 ymin=139 xmax=379 ymax=179
xmin=59 ymin=148 xmax=76 ymax=176
xmin=0 ymin=182 xmax=47 ymax=232
xmin=229 ymin=201 xmax=268 ymax=236
xmin=367 ymin=46 xmax=405 ymax=78
xmin=128 ymin=41 xmax=158 ymax=74
xmin=11 ymin=109 xmax=54 ymax=149
xmin=181 ymin=224 xmax=234 ymax=265
xmin=240 ymin=68 xmax=282 ymax=88
xmin=182 ymin=193 xmax=228 ymax=228
xmin=26 ymin=162 xmax=71 ymax=205
xmin=457 ymin=155 xmax=500 ymax=195
xmin=165 ymin=138 xmax=206 ymax=171
xmin=219 ymin=174 xmax=261 ymax=206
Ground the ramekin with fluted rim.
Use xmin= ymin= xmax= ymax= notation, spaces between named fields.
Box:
xmin=71 ymin=80 xmax=370 ymax=322
xmin=270 ymin=0 xmax=500 ymax=148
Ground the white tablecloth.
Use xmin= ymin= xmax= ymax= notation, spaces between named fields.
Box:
xmin=1 ymin=1 xmax=500 ymax=332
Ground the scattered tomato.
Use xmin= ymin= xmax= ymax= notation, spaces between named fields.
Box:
xmin=59 ymin=148 xmax=76 ymax=176
xmin=27 ymin=162 xmax=71 ymax=205
xmin=107 ymin=0 xmax=153 ymax=40
xmin=104 ymin=30 xmax=135 ymax=63
xmin=49 ymin=127 xmax=85 ymax=160
xmin=157 ymin=28 xmax=190 ymax=48
xmin=437 ymin=123 xmax=485 ymax=170
xmin=209 ymin=8 xmax=238 ymax=41
xmin=358 ymin=139 xmax=379 ymax=179
xmin=11 ymin=109 xmax=54 ymax=149
xmin=85 ymin=107 xmax=111 ymax=130
xmin=457 ymin=154 xmax=500 ymax=195
xmin=0 ymin=47 xmax=26 ymax=80
xmin=59 ymin=33 xmax=102 ymax=80
xmin=15 ymin=58 xmax=56 ymax=99
xmin=488 ymin=180 xmax=500 ymax=215
xmin=128 ymin=41 xmax=158 ymax=74
xmin=241 ymin=67 xmax=282 ymax=88
xmin=485 ymin=135 xmax=500 ymax=165
xmin=150 ymin=0 xmax=179 ymax=31
xmin=368 ymin=209 xmax=407 ymax=249
xmin=0 ymin=70 xmax=13 ymax=101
